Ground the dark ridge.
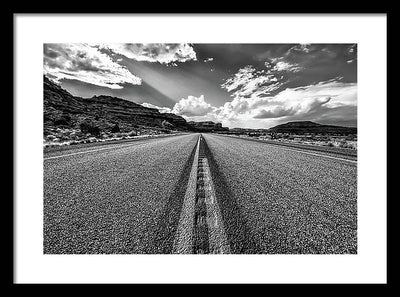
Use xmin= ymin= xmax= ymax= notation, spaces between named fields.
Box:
xmin=202 ymin=136 xmax=262 ymax=254
xmin=149 ymin=141 xmax=198 ymax=254
xmin=275 ymin=121 xmax=322 ymax=127
xmin=268 ymin=121 xmax=357 ymax=135
xmin=43 ymin=75 xmax=194 ymax=133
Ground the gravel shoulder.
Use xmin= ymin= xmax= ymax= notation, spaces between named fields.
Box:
xmin=43 ymin=133 xmax=189 ymax=157
xmin=219 ymin=134 xmax=357 ymax=160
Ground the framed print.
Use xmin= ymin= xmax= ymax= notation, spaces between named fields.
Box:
xmin=14 ymin=13 xmax=388 ymax=284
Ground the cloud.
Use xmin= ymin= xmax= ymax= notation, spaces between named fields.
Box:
xmin=221 ymin=65 xmax=282 ymax=99
xmin=98 ymin=43 xmax=197 ymax=64
xmin=289 ymin=43 xmax=312 ymax=53
xmin=254 ymin=106 xmax=297 ymax=119
xmin=219 ymin=56 xmax=357 ymax=126
xmin=221 ymin=58 xmax=305 ymax=101
xmin=140 ymin=76 xmax=356 ymax=129
xmin=252 ymin=96 xmax=332 ymax=119
xmin=44 ymin=43 xmax=141 ymax=89
xmin=141 ymin=102 xmax=172 ymax=113
xmin=172 ymin=95 xmax=215 ymax=117
xmin=348 ymin=44 xmax=357 ymax=54
xmin=250 ymin=80 xmax=356 ymax=119
xmin=142 ymin=95 xmax=219 ymax=120
xmin=279 ymin=44 xmax=357 ymax=74
xmin=171 ymin=79 xmax=356 ymax=129
xmin=267 ymin=58 xmax=303 ymax=73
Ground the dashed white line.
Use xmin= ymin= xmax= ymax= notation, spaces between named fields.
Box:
xmin=202 ymin=152 xmax=230 ymax=254
xmin=173 ymin=134 xmax=230 ymax=254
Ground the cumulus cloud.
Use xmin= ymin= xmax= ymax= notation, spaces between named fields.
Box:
xmin=172 ymin=95 xmax=215 ymax=117
xmin=138 ymin=52 xmax=357 ymax=128
xmin=217 ymin=57 xmax=357 ymax=127
xmin=142 ymin=95 xmax=219 ymax=121
xmin=142 ymin=77 xmax=356 ymax=129
xmin=254 ymin=106 xmax=297 ymax=119
xmin=249 ymin=80 xmax=356 ymax=119
xmin=253 ymin=96 xmax=332 ymax=119
xmin=171 ymin=79 xmax=356 ymax=128
xmin=98 ymin=43 xmax=197 ymax=64
xmin=44 ymin=43 xmax=141 ymax=89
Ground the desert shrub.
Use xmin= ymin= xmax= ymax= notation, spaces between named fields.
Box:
xmin=111 ymin=124 xmax=120 ymax=133
xmin=80 ymin=121 xmax=101 ymax=137
xmin=44 ymin=114 xmax=52 ymax=122
xmin=54 ymin=114 xmax=71 ymax=126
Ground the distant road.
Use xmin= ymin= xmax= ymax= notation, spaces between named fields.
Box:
xmin=44 ymin=133 xmax=357 ymax=254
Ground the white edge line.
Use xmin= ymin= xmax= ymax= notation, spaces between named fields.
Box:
xmin=271 ymin=145 xmax=358 ymax=164
xmin=43 ymin=134 xmax=189 ymax=160
xmin=43 ymin=142 xmax=142 ymax=160
xmin=222 ymin=134 xmax=357 ymax=164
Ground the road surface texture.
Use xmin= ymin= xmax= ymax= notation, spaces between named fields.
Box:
xmin=44 ymin=133 xmax=357 ymax=254
xmin=202 ymin=133 xmax=357 ymax=254
xmin=44 ymin=133 xmax=199 ymax=253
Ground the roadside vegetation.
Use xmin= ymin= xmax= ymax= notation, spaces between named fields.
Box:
xmin=224 ymin=133 xmax=357 ymax=150
xmin=43 ymin=122 xmax=178 ymax=149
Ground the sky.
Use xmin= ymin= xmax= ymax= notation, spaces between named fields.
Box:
xmin=44 ymin=43 xmax=357 ymax=129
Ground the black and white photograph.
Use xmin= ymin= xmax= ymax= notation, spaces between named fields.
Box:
xmin=13 ymin=14 xmax=387 ymax=284
xmin=43 ymin=43 xmax=358 ymax=254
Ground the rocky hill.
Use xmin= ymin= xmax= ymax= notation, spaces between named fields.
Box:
xmin=43 ymin=76 xmax=194 ymax=144
xmin=268 ymin=121 xmax=357 ymax=135
xmin=187 ymin=121 xmax=229 ymax=132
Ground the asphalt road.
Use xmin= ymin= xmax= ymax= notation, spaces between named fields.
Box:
xmin=202 ymin=133 xmax=357 ymax=254
xmin=44 ymin=133 xmax=199 ymax=253
xmin=44 ymin=133 xmax=357 ymax=254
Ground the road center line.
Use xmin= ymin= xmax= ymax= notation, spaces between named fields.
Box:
xmin=172 ymin=135 xmax=200 ymax=254
xmin=202 ymin=157 xmax=230 ymax=254
xmin=173 ymin=134 xmax=230 ymax=254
